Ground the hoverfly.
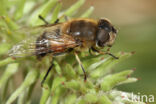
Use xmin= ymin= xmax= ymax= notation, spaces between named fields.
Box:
xmin=9 ymin=15 xmax=118 ymax=86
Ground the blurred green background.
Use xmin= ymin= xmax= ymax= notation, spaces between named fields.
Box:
xmin=63 ymin=0 xmax=156 ymax=101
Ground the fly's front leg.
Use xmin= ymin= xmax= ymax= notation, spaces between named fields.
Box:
xmin=74 ymin=52 xmax=87 ymax=81
xmin=105 ymin=52 xmax=119 ymax=59
xmin=91 ymin=47 xmax=119 ymax=59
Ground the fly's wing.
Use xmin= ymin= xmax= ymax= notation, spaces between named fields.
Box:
xmin=8 ymin=25 xmax=80 ymax=58
xmin=8 ymin=26 xmax=44 ymax=57
xmin=8 ymin=35 xmax=41 ymax=57
xmin=47 ymin=34 xmax=80 ymax=54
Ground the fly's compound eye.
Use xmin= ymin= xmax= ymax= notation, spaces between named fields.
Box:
xmin=96 ymin=29 xmax=110 ymax=47
xmin=98 ymin=19 xmax=112 ymax=33
xmin=96 ymin=19 xmax=112 ymax=47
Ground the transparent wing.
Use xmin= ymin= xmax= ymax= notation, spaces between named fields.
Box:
xmin=8 ymin=35 xmax=41 ymax=57
xmin=8 ymin=25 xmax=79 ymax=58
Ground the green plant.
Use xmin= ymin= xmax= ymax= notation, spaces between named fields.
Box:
xmin=0 ymin=0 xmax=145 ymax=104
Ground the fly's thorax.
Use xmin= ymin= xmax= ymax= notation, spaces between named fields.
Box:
xmin=62 ymin=19 xmax=98 ymax=49
xmin=63 ymin=19 xmax=97 ymax=41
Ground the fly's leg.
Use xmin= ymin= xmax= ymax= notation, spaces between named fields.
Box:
xmin=106 ymin=52 xmax=119 ymax=59
xmin=91 ymin=47 xmax=119 ymax=59
xmin=74 ymin=52 xmax=87 ymax=81
xmin=41 ymin=59 xmax=54 ymax=87
xmin=38 ymin=15 xmax=49 ymax=25
xmin=38 ymin=15 xmax=60 ymax=24
xmin=54 ymin=14 xmax=69 ymax=24
xmin=39 ymin=14 xmax=68 ymax=25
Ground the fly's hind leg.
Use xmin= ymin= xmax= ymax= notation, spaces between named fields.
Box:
xmin=54 ymin=14 xmax=69 ymax=24
xmin=41 ymin=59 xmax=54 ymax=87
xmin=39 ymin=14 xmax=69 ymax=25
xmin=74 ymin=52 xmax=87 ymax=81
xmin=38 ymin=15 xmax=49 ymax=25
xmin=38 ymin=15 xmax=59 ymax=25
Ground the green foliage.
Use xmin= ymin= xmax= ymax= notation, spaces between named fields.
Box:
xmin=0 ymin=0 xmax=145 ymax=104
